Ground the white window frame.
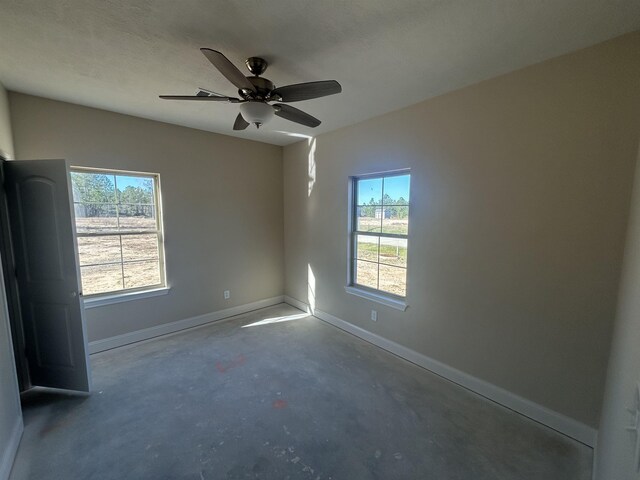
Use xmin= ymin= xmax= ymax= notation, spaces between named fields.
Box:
xmin=70 ymin=166 xmax=167 ymax=301
xmin=346 ymin=169 xmax=410 ymax=311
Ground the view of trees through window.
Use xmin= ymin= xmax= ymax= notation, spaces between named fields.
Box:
xmin=71 ymin=169 xmax=164 ymax=296
xmin=353 ymin=173 xmax=410 ymax=297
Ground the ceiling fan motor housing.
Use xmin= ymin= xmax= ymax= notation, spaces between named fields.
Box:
xmin=245 ymin=57 xmax=268 ymax=76
xmin=240 ymin=76 xmax=275 ymax=100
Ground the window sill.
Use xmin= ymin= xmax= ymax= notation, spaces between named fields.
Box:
xmin=82 ymin=287 xmax=170 ymax=309
xmin=344 ymin=286 xmax=408 ymax=311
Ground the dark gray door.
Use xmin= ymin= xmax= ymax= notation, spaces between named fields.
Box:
xmin=5 ymin=159 xmax=91 ymax=392
xmin=0 ymin=159 xmax=29 ymax=391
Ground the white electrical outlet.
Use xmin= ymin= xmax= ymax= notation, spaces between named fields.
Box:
xmin=224 ymin=290 xmax=230 ymax=300
xmin=371 ymin=310 xmax=377 ymax=321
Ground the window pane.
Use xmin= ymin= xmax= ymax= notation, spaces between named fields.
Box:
xmin=71 ymin=172 xmax=116 ymax=204
xmin=77 ymin=236 xmax=121 ymax=266
xmin=72 ymin=169 xmax=164 ymax=296
xmin=121 ymin=234 xmax=159 ymax=262
xmin=355 ymin=260 xmax=378 ymax=290
xmin=356 ymin=234 xmax=379 ymax=262
xmin=357 ymin=178 xmax=382 ymax=205
xmin=117 ymin=205 xmax=156 ymax=231
xmin=351 ymin=172 xmax=410 ymax=299
xmin=382 ymin=174 xmax=410 ymax=205
xmin=124 ymin=260 xmax=161 ymax=289
xmin=74 ymin=203 xmax=118 ymax=233
xmin=381 ymin=206 xmax=409 ymax=235
xmin=379 ymin=237 xmax=407 ymax=268
xmin=378 ymin=264 xmax=406 ymax=297
xmin=356 ymin=206 xmax=382 ymax=233
xmin=81 ymin=264 xmax=123 ymax=295
xmin=116 ymin=175 xmax=155 ymax=205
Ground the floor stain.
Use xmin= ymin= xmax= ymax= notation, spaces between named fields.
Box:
xmin=273 ymin=399 xmax=288 ymax=409
xmin=215 ymin=354 xmax=246 ymax=373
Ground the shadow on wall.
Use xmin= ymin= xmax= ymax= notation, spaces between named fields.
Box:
xmin=276 ymin=130 xmax=316 ymax=197
xmin=277 ymin=132 xmax=315 ymax=195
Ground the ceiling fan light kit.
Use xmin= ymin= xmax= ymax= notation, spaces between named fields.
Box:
xmin=160 ymin=49 xmax=342 ymax=131
xmin=239 ymin=101 xmax=274 ymax=128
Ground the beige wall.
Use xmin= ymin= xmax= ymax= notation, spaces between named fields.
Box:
xmin=9 ymin=93 xmax=284 ymax=342
xmin=595 ymin=140 xmax=640 ymax=478
xmin=283 ymin=32 xmax=640 ymax=428
xmin=0 ymin=81 xmax=22 ymax=480
xmin=0 ymin=84 xmax=14 ymax=159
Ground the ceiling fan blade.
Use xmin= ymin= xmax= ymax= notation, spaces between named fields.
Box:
xmin=273 ymin=104 xmax=321 ymax=128
xmin=200 ymin=48 xmax=256 ymax=92
xmin=197 ymin=88 xmax=227 ymax=97
xmin=271 ymin=80 xmax=341 ymax=102
xmin=233 ymin=113 xmax=250 ymax=131
xmin=159 ymin=95 xmax=241 ymax=103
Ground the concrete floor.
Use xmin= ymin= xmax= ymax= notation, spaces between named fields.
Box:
xmin=10 ymin=304 xmax=592 ymax=479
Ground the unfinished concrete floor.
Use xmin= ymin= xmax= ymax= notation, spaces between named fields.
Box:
xmin=10 ymin=304 xmax=592 ymax=479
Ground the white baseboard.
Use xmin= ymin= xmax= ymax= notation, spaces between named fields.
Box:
xmin=284 ymin=295 xmax=597 ymax=447
xmin=0 ymin=417 xmax=23 ymax=480
xmin=89 ymin=295 xmax=284 ymax=354
xmin=283 ymin=295 xmax=312 ymax=313
xmin=591 ymin=433 xmax=599 ymax=480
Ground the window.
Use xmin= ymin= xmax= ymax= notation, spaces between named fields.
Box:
xmin=70 ymin=168 xmax=165 ymax=297
xmin=350 ymin=171 xmax=410 ymax=299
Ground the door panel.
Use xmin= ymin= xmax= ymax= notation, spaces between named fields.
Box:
xmin=31 ymin=303 xmax=74 ymax=368
xmin=17 ymin=178 xmax=65 ymax=280
xmin=5 ymin=159 xmax=91 ymax=392
xmin=0 ymin=160 xmax=29 ymax=391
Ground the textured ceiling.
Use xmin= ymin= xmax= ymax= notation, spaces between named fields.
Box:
xmin=1 ymin=0 xmax=639 ymax=146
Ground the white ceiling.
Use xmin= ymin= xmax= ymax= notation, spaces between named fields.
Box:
xmin=1 ymin=0 xmax=639 ymax=146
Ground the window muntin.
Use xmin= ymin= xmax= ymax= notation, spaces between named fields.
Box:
xmin=351 ymin=172 xmax=410 ymax=298
xmin=71 ymin=168 xmax=165 ymax=297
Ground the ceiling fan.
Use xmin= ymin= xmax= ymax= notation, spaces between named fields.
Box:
xmin=160 ymin=49 xmax=342 ymax=130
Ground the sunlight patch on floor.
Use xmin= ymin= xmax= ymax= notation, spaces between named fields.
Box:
xmin=241 ymin=312 xmax=309 ymax=328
